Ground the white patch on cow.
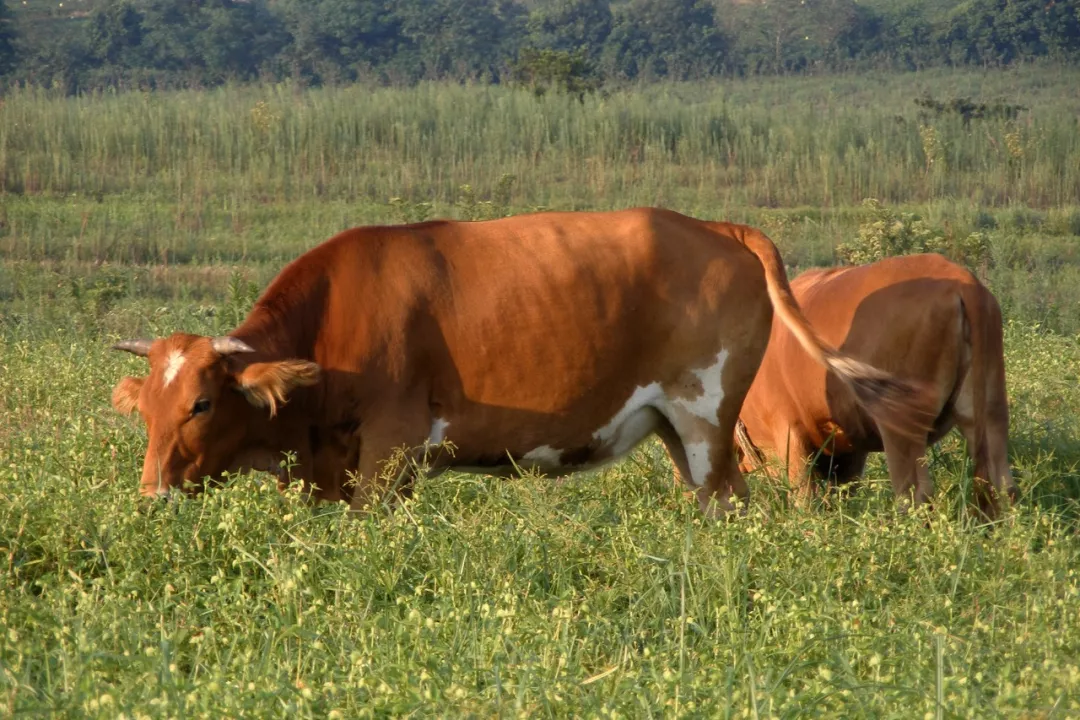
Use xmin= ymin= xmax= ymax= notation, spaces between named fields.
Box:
xmin=671 ymin=349 xmax=729 ymax=426
xmin=587 ymin=352 xmax=728 ymax=482
xmin=163 ymin=350 xmax=185 ymax=387
xmin=592 ymin=383 xmax=666 ymax=458
xmin=683 ymin=440 xmax=713 ymax=487
xmin=428 ymin=417 xmax=450 ymax=445
xmin=521 ymin=445 xmax=563 ymax=468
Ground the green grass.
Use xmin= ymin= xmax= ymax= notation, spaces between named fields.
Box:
xmin=3 ymin=65 xmax=1080 ymax=209
xmin=3 ymin=317 xmax=1080 ymax=717
xmin=3 ymin=68 xmax=1080 ymax=716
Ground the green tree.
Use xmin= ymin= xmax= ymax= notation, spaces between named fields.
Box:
xmin=872 ymin=0 xmax=942 ymax=70
xmin=0 ymin=0 xmax=17 ymax=77
xmin=86 ymin=1 xmax=145 ymax=68
xmin=395 ymin=0 xmax=525 ymax=79
xmin=137 ymin=0 xmax=284 ymax=82
xmin=525 ymin=0 xmax=612 ymax=58
xmin=511 ymin=47 xmax=601 ymax=100
xmin=718 ymin=0 xmax=879 ymax=75
xmin=936 ymin=0 xmax=1076 ymax=66
xmin=602 ymin=0 xmax=728 ymax=80
xmin=1038 ymin=0 xmax=1080 ymax=61
xmin=273 ymin=0 xmax=404 ymax=83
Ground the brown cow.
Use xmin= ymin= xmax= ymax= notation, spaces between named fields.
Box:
xmin=735 ymin=252 xmax=1017 ymax=519
xmin=110 ymin=208 xmax=932 ymax=517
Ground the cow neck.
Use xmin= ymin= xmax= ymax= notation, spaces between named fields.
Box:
xmin=229 ymin=266 xmax=325 ymax=364
xmin=230 ymin=303 xmax=307 ymax=363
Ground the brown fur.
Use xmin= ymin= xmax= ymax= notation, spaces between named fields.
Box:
xmin=737 ymin=253 xmax=1017 ymax=519
xmin=110 ymin=208 xmax=931 ymax=516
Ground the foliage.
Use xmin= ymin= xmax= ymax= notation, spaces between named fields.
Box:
xmin=914 ymin=94 xmax=1028 ymax=126
xmin=134 ymin=0 xmax=286 ymax=83
xmin=394 ymin=0 xmax=525 ymax=80
xmin=3 ymin=68 xmax=1079 ymax=211
xmin=601 ymin=0 xmax=729 ymax=80
xmin=938 ymin=0 xmax=1080 ymax=66
xmin=271 ymin=0 xmax=405 ymax=84
xmin=85 ymin=1 xmax=145 ymax=69
xmin=387 ymin=196 xmax=435 ymax=224
xmin=837 ymin=199 xmax=991 ymax=270
xmin=0 ymin=0 xmax=16 ymax=77
xmin=720 ymin=0 xmax=879 ymax=74
xmin=524 ymin=0 xmax=612 ymax=59
xmin=510 ymin=47 xmax=601 ymax=100
xmin=456 ymin=174 xmax=517 ymax=221
xmin=5 ymin=0 xmax=1080 ymax=90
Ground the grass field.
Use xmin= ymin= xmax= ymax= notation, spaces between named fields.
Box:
xmin=2 ymin=67 xmax=1080 ymax=717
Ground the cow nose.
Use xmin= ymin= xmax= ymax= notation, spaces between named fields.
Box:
xmin=136 ymin=489 xmax=172 ymax=514
xmin=139 ymin=485 xmax=171 ymax=499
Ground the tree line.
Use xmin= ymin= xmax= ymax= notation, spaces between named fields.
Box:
xmin=1 ymin=0 xmax=1078 ymax=94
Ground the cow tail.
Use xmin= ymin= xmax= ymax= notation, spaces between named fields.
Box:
xmin=735 ymin=226 xmax=936 ymax=441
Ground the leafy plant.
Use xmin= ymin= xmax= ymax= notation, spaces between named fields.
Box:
xmin=914 ymin=95 xmax=1028 ymax=126
xmin=456 ymin=174 xmax=517 ymax=221
xmin=219 ymin=269 xmax=260 ymax=332
xmin=838 ymin=198 xmax=991 ymax=270
xmin=388 ymin=197 xmax=435 ymax=224
xmin=510 ymin=47 xmax=601 ymax=102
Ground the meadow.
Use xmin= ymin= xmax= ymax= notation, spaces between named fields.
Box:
xmin=2 ymin=66 xmax=1080 ymax=717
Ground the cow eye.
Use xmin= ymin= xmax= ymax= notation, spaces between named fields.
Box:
xmin=191 ymin=399 xmax=212 ymax=416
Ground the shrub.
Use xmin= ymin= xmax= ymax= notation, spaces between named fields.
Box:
xmin=510 ymin=48 xmax=602 ymax=102
xmin=837 ymin=198 xmax=991 ymax=270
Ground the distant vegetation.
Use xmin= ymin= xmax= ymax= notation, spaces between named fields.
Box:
xmin=3 ymin=66 xmax=1080 ymax=332
xmin=1 ymin=0 xmax=1079 ymax=93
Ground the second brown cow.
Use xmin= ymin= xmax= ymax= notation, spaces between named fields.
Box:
xmin=736 ymin=253 xmax=1017 ymax=518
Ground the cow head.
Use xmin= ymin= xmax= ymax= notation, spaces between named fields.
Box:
xmin=110 ymin=333 xmax=320 ymax=498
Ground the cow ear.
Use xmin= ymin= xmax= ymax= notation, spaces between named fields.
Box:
xmin=235 ymin=360 xmax=320 ymax=417
xmin=112 ymin=376 xmax=145 ymax=415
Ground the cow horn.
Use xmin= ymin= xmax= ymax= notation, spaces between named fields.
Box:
xmin=211 ymin=336 xmax=256 ymax=355
xmin=112 ymin=339 xmax=153 ymax=357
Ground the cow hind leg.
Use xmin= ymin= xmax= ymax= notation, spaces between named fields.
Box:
xmin=952 ymin=379 xmax=1016 ymax=521
xmin=655 ymin=422 xmax=694 ymax=491
xmin=660 ymin=401 xmax=749 ymax=519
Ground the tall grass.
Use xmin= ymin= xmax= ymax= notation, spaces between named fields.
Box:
xmin=3 ymin=66 xmax=1080 ymax=210
xmin=1 ymin=309 xmax=1079 ymax=716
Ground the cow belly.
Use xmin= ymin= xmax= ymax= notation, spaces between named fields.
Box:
xmin=430 ymin=403 xmax=666 ymax=477
xmin=421 ymin=344 xmax=735 ymax=480
xmin=426 ymin=360 xmax=729 ymax=478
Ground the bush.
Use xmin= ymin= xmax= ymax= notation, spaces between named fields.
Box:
xmin=972 ymin=209 xmax=998 ymax=230
xmin=1006 ymin=207 xmax=1046 ymax=231
xmin=510 ymin=48 xmax=601 ymax=102
xmin=1046 ymin=208 xmax=1080 ymax=237
xmin=837 ymin=198 xmax=991 ymax=270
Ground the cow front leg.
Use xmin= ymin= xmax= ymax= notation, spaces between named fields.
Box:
xmin=347 ymin=416 xmax=429 ymax=514
xmin=880 ymin=428 xmax=933 ymax=513
xmin=660 ymin=413 xmax=749 ymax=518
xmin=770 ymin=423 xmax=818 ymax=509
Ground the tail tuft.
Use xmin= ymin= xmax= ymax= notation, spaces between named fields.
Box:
xmin=826 ymin=355 xmax=937 ymax=440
